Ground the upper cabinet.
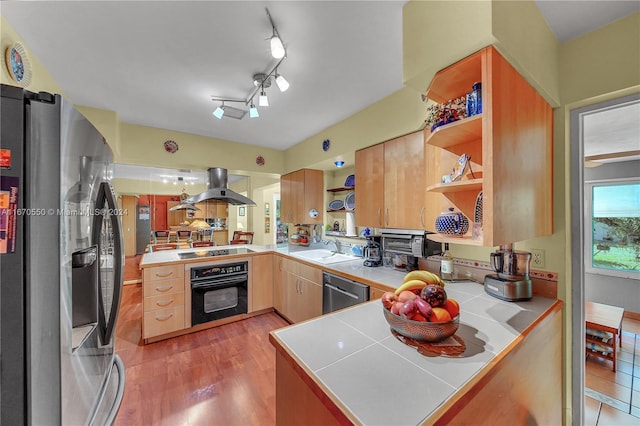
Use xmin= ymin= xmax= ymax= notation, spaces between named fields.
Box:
xmin=424 ymin=46 xmax=553 ymax=247
xmin=280 ymin=169 xmax=323 ymax=225
xmin=192 ymin=200 xmax=227 ymax=220
xmin=355 ymin=131 xmax=427 ymax=230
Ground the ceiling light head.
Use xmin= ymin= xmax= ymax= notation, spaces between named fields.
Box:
xmin=249 ymin=101 xmax=259 ymax=118
xmin=270 ymin=35 xmax=285 ymax=59
xmin=275 ymin=72 xmax=289 ymax=92
xmin=334 ymin=161 xmax=345 ymax=168
xmin=213 ymin=104 xmax=225 ymax=119
xmin=259 ymin=89 xmax=269 ymax=107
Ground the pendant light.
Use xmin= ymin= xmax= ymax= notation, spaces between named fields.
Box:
xmin=249 ymin=100 xmax=259 ymax=118
xmin=258 ymin=86 xmax=269 ymax=107
xmin=270 ymin=35 xmax=285 ymax=59
xmin=275 ymin=70 xmax=289 ymax=92
xmin=213 ymin=102 xmax=225 ymax=119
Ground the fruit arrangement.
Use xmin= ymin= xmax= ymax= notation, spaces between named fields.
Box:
xmin=381 ymin=270 xmax=459 ymax=323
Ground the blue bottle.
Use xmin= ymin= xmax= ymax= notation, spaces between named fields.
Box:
xmin=473 ymin=82 xmax=482 ymax=114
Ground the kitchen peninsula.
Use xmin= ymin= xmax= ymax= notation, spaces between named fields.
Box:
xmin=140 ymin=244 xmax=562 ymax=425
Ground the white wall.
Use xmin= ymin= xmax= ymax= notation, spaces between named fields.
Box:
xmin=584 ymin=160 xmax=640 ymax=313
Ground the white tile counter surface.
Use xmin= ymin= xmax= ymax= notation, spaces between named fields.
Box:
xmin=271 ymin=281 xmax=556 ymax=426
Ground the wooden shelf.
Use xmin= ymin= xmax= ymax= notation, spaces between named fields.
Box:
xmin=426 ymin=232 xmax=483 ymax=246
xmin=425 ymin=115 xmax=482 ymax=148
xmin=427 ymin=178 xmax=483 ymax=194
xmin=327 ymin=208 xmax=355 ymax=213
xmin=326 ymin=187 xmax=354 ymax=193
xmin=424 ymin=49 xmax=483 ymax=104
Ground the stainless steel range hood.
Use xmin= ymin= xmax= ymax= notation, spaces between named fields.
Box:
xmin=168 ymin=202 xmax=200 ymax=212
xmin=186 ymin=168 xmax=256 ymax=206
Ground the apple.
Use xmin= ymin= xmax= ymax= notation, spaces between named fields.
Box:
xmin=428 ymin=307 xmax=452 ymax=323
xmin=411 ymin=312 xmax=428 ymax=322
xmin=397 ymin=290 xmax=418 ymax=302
xmin=381 ymin=291 xmax=398 ymax=309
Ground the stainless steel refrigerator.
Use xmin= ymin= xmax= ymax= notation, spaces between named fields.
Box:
xmin=0 ymin=84 xmax=125 ymax=425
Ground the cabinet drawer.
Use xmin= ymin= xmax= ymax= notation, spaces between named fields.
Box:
xmin=143 ymin=277 xmax=184 ymax=297
xmin=143 ymin=305 xmax=185 ymax=338
xmin=296 ymin=262 xmax=321 ymax=284
xmin=143 ymin=264 xmax=184 ymax=282
xmin=143 ymin=292 xmax=185 ymax=312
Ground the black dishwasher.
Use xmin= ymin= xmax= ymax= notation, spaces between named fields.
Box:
xmin=322 ymin=272 xmax=370 ymax=314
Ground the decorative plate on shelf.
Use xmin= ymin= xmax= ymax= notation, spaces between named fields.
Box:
xmin=328 ymin=199 xmax=344 ymax=211
xmin=344 ymin=174 xmax=355 ymax=187
xmin=474 ymin=191 xmax=483 ymax=225
xmin=163 ymin=140 xmax=179 ymax=153
xmin=344 ymin=191 xmax=355 ymax=210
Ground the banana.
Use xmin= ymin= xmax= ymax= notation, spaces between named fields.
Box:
xmin=403 ymin=270 xmax=445 ymax=286
xmin=394 ymin=279 xmax=428 ymax=295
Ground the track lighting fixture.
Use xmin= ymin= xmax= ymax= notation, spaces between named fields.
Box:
xmin=209 ymin=8 xmax=289 ymax=120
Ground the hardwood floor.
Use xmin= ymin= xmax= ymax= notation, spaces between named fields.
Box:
xmin=124 ymin=255 xmax=143 ymax=283
xmin=113 ymin=284 xmax=289 ymax=426
xmin=585 ymin=317 xmax=640 ymax=425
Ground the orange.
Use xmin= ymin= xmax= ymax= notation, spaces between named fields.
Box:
xmin=429 ymin=307 xmax=452 ymax=322
xmin=443 ymin=298 xmax=460 ymax=318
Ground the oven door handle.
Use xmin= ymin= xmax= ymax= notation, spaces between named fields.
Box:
xmin=192 ymin=274 xmax=248 ymax=289
xmin=324 ymin=283 xmax=359 ymax=300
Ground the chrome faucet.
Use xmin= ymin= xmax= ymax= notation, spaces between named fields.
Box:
xmin=332 ymin=237 xmax=341 ymax=254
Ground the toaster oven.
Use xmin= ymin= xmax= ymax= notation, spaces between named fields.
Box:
xmin=380 ymin=229 xmax=442 ymax=258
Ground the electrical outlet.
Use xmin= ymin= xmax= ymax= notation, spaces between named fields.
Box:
xmin=531 ymin=248 xmax=545 ymax=269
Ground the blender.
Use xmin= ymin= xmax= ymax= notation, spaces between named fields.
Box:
xmin=363 ymin=236 xmax=382 ymax=267
xmin=484 ymin=244 xmax=533 ymax=301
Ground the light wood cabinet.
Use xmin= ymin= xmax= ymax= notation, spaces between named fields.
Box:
xmin=189 ymin=201 xmax=227 ymax=220
xmin=369 ymin=285 xmax=388 ymax=300
xmin=424 ymin=46 xmax=553 ymax=247
xmin=273 ymin=256 xmax=322 ymax=323
xmin=142 ymin=264 xmax=185 ymax=339
xmin=280 ymin=169 xmax=323 ymax=224
xmin=355 ymin=131 xmax=426 ymax=229
xmin=250 ymin=254 xmax=274 ymax=312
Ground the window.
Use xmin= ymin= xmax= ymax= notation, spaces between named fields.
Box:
xmin=585 ymin=178 xmax=640 ymax=279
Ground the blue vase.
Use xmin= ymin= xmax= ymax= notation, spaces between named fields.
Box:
xmin=435 ymin=208 xmax=470 ymax=236
xmin=473 ymin=82 xmax=482 ymax=115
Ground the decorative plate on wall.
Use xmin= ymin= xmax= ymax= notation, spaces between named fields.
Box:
xmin=256 ymin=155 xmax=265 ymax=166
xmin=322 ymin=139 xmax=330 ymax=151
xmin=163 ymin=140 xmax=179 ymax=153
xmin=5 ymin=42 xmax=32 ymax=87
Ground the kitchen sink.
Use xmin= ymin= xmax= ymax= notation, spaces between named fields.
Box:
xmin=289 ymin=249 xmax=358 ymax=265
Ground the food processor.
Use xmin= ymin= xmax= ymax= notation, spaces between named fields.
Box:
xmin=484 ymin=244 xmax=533 ymax=301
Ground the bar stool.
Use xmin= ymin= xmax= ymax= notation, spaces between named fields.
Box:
xmin=149 ymin=243 xmax=178 ymax=252
xmin=199 ymin=228 xmax=215 ymax=242
xmin=230 ymin=231 xmax=253 ymax=244
xmin=191 ymin=241 xmax=216 ymax=248
xmin=176 ymin=230 xmax=193 ymax=244
xmin=151 ymin=230 xmax=170 ymax=244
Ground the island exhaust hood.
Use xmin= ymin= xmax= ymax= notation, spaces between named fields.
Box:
xmin=186 ymin=168 xmax=256 ymax=206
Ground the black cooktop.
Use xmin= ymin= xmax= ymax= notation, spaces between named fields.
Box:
xmin=177 ymin=247 xmax=253 ymax=260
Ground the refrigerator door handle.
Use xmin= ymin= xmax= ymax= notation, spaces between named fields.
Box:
xmin=91 ymin=181 xmax=124 ymax=346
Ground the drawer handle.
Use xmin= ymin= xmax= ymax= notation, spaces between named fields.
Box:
xmin=155 ymin=285 xmax=173 ymax=293
xmin=155 ymin=271 xmax=174 ymax=278
xmin=155 ymin=313 xmax=174 ymax=322
xmin=156 ymin=299 xmax=174 ymax=307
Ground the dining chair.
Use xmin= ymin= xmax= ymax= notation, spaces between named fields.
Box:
xmin=176 ymin=230 xmax=193 ymax=243
xmin=149 ymin=243 xmax=178 ymax=252
xmin=230 ymin=231 xmax=253 ymax=245
xmin=191 ymin=241 xmax=216 ymax=248
xmin=152 ymin=230 xmax=171 ymax=244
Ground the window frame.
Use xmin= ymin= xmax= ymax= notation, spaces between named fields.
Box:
xmin=584 ymin=177 xmax=640 ymax=279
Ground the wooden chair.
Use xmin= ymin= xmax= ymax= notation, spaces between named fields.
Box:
xmin=149 ymin=243 xmax=178 ymax=252
xmin=198 ymin=228 xmax=215 ymax=242
xmin=191 ymin=241 xmax=216 ymax=248
xmin=176 ymin=230 xmax=193 ymax=243
xmin=230 ymin=231 xmax=253 ymax=245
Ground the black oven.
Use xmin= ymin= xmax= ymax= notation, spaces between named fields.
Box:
xmin=190 ymin=261 xmax=248 ymax=326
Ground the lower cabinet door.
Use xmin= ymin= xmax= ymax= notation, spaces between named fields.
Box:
xmin=143 ymin=305 xmax=185 ymax=338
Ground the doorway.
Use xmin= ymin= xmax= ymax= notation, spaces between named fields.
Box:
xmin=570 ymin=92 xmax=640 ymax=423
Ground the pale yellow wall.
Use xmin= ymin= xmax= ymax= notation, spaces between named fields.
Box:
xmin=402 ymin=0 xmax=494 ymax=93
xmin=285 ymin=86 xmax=425 ymax=173
xmin=76 ymin=106 xmax=121 ymax=158
xmin=113 ymin=178 xmax=208 ymax=197
xmin=0 ymin=15 xmax=63 ymax=95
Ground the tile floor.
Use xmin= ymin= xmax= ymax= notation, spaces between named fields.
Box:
xmin=585 ymin=317 xmax=640 ymax=425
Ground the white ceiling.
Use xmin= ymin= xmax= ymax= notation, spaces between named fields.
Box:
xmin=2 ymin=1 xmax=638 ymax=160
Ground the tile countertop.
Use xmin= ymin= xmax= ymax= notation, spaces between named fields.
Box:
xmin=270 ymin=283 xmax=558 ymax=426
